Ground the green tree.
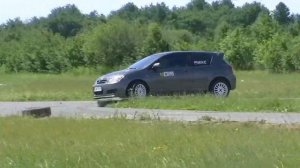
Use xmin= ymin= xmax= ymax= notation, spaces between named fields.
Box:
xmin=48 ymin=4 xmax=84 ymax=37
xmin=172 ymin=9 xmax=207 ymax=34
xmin=212 ymin=0 xmax=234 ymax=9
xmin=232 ymin=2 xmax=269 ymax=26
xmin=219 ymin=28 xmax=255 ymax=70
xmin=251 ymin=13 xmax=279 ymax=42
xmin=163 ymin=29 xmax=194 ymax=50
xmin=3 ymin=28 xmax=70 ymax=73
xmin=187 ymin=0 xmax=209 ymax=10
xmin=288 ymin=21 xmax=300 ymax=36
xmin=67 ymin=37 xmax=88 ymax=68
xmin=214 ymin=21 xmax=232 ymax=42
xmin=2 ymin=18 xmax=24 ymax=42
xmin=255 ymin=33 xmax=290 ymax=72
xmin=274 ymin=2 xmax=291 ymax=25
xmin=139 ymin=3 xmax=171 ymax=23
xmin=84 ymin=19 xmax=144 ymax=67
xmin=142 ymin=24 xmax=170 ymax=55
xmin=1 ymin=0 xmax=299 ymax=73
xmin=110 ymin=3 xmax=140 ymax=20
xmin=287 ymin=36 xmax=300 ymax=70
xmin=1 ymin=41 xmax=25 ymax=72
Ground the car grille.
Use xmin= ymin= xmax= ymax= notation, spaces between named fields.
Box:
xmin=97 ymin=80 xmax=107 ymax=84
xmin=94 ymin=91 xmax=103 ymax=96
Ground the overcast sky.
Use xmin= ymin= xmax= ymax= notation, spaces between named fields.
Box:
xmin=0 ymin=0 xmax=299 ymax=24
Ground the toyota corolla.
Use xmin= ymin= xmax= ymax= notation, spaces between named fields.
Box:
xmin=93 ymin=51 xmax=236 ymax=105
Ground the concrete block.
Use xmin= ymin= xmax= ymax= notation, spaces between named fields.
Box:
xmin=22 ymin=107 xmax=51 ymax=118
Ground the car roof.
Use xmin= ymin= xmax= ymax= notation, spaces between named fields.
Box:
xmin=157 ymin=51 xmax=224 ymax=59
xmin=158 ymin=51 xmax=223 ymax=56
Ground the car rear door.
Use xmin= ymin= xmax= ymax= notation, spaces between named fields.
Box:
xmin=185 ymin=52 xmax=213 ymax=91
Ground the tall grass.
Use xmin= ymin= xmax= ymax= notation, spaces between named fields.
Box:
xmin=0 ymin=117 xmax=299 ymax=168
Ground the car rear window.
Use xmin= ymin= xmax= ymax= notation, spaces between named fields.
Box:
xmin=189 ymin=53 xmax=212 ymax=66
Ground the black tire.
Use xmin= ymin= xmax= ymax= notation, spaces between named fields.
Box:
xmin=209 ymin=80 xmax=230 ymax=97
xmin=127 ymin=81 xmax=148 ymax=98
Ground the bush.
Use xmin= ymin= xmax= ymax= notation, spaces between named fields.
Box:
xmin=2 ymin=29 xmax=70 ymax=73
xmin=287 ymin=36 xmax=300 ymax=71
xmin=163 ymin=29 xmax=194 ymax=51
xmin=141 ymin=23 xmax=170 ymax=55
xmin=219 ymin=28 xmax=256 ymax=70
xmin=84 ymin=19 xmax=144 ymax=68
xmin=254 ymin=33 xmax=289 ymax=73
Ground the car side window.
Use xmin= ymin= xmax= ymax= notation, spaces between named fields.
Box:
xmin=190 ymin=53 xmax=212 ymax=67
xmin=159 ymin=53 xmax=188 ymax=69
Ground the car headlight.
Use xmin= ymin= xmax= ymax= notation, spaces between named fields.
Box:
xmin=106 ymin=75 xmax=125 ymax=84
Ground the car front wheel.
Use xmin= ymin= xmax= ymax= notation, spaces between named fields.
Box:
xmin=128 ymin=82 xmax=148 ymax=98
xmin=210 ymin=80 xmax=230 ymax=97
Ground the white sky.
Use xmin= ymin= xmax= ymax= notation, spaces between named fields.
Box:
xmin=0 ymin=0 xmax=299 ymax=24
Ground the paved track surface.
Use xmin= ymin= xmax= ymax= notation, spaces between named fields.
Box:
xmin=1 ymin=101 xmax=300 ymax=124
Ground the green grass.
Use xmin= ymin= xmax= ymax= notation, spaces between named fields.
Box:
xmin=1 ymin=71 xmax=300 ymax=112
xmin=0 ymin=73 xmax=98 ymax=101
xmin=0 ymin=117 xmax=300 ymax=168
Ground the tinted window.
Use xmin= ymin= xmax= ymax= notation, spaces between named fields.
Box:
xmin=129 ymin=53 xmax=163 ymax=69
xmin=158 ymin=53 xmax=188 ymax=68
xmin=189 ymin=53 xmax=212 ymax=66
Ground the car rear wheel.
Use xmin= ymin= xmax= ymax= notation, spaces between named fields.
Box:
xmin=210 ymin=80 xmax=230 ymax=97
xmin=128 ymin=82 xmax=148 ymax=98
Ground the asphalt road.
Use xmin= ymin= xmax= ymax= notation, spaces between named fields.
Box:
xmin=1 ymin=101 xmax=300 ymax=124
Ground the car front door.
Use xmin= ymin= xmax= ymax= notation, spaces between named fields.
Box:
xmin=146 ymin=53 xmax=189 ymax=94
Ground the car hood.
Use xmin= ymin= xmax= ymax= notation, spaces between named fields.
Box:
xmin=98 ymin=69 xmax=137 ymax=80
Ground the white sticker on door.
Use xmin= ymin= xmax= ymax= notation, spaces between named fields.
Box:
xmin=160 ymin=71 xmax=175 ymax=77
xmin=194 ymin=60 xmax=207 ymax=65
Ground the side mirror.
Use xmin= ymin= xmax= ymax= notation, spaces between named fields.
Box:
xmin=152 ymin=62 xmax=160 ymax=70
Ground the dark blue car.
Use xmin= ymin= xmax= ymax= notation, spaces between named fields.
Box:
xmin=93 ymin=51 xmax=236 ymax=106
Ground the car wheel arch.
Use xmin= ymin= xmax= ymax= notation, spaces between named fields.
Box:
xmin=209 ymin=77 xmax=231 ymax=91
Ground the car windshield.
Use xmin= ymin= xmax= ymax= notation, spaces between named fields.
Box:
xmin=128 ymin=53 xmax=164 ymax=69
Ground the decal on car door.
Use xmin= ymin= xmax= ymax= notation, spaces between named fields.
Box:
xmin=160 ymin=71 xmax=175 ymax=77
xmin=194 ymin=60 xmax=207 ymax=65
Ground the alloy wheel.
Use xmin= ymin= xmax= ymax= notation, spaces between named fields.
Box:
xmin=213 ymin=82 xmax=229 ymax=97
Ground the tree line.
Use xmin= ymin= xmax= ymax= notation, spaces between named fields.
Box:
xmin=0 ymin=0 xmax=299 ymax=73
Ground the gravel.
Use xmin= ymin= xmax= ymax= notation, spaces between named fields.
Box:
xmin=0 ymin=101 xmax=300 ymax=124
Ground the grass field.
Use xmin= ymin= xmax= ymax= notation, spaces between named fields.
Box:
xmin=0 ymin=73 xmax=98 ymax=101
xmin=0 ymin=117 xmax=300 ymax=168
xmin=0 ymin=71 xmax=300 ymax=112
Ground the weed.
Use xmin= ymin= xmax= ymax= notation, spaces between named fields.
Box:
xmin=201 ymin=115 xmax=216 ymax=122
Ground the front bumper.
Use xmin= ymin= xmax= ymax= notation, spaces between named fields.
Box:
xmin=93 ymin=82 xmax=127 ymax=100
